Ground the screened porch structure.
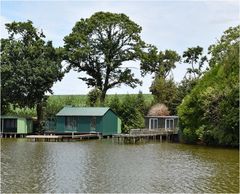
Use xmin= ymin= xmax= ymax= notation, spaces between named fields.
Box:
xmin=145 ymin=116 xmax=179 ymax=132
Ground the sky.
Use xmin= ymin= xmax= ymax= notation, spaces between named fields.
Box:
xmin=1 ymin=0 xmax=239 ymax=95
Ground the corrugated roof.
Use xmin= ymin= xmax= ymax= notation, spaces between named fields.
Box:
xmin=56 ymin=107 xmax=110 ymax=116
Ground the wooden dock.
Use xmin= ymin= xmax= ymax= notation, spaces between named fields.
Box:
xmin=26 ymin=135 xmax=63 ymax=142
xmin=112 ymin=128 xmax=178 ymax=144
xmin=26 ymin=133 xmax=102 ymax=142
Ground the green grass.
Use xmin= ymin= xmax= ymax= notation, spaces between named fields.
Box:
xmin=48 ymin=94 xmax=153 ymax=104
xmin=8 ymin=94 xmax=154 ymax=117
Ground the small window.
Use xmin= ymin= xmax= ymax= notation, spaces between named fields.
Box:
xmin=165 ymin=119 xmax=174 ymax=129
xmin=149 ymin=118 xmax=158 ymax=129
xmin=65 ymin=117 xmax=77 ymax=130
xmin=90 ymin=116 xmax=96 ymax=131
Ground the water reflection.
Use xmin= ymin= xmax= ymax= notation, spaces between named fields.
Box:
xmin=1 ymin=139 xmax=239 ymax=193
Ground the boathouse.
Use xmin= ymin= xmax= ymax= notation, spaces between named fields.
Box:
xmin=145 ymin=116 xmax=179 ymax=131
xmin=0 ymin=116 xmax=33 ymax=135
xmin=145 ymin=103 xmax=179 ymax=132
xmin=55 ymin=107 xmax=121 ymax=136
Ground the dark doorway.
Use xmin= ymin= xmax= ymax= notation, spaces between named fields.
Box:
xmin=3 ymin=119 xmax=17 ymax=132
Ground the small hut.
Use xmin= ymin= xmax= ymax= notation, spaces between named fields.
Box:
xmin=145 ymin=104 xmax=178 ymax=131
xmin=0 ymin=116 xmax=33 ymax=135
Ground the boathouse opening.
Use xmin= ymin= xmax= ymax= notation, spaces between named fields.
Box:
xmin=2 ymin=118 xmax=17 ymax=133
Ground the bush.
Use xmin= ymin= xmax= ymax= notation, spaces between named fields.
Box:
xmin=178 ymin=26 xmax=239 ymax=146
xmin=107 ymin=92 xmax=148 ymax=133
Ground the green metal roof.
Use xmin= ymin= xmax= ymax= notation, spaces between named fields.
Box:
xmin=0 ymin=115 xmax=32 ymax=119
xmin=56 ymin=107 xmax=111 ymax=116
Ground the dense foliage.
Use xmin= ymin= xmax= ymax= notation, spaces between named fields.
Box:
xmin=64 ymin=12 xmax=147 ymax=102
xmin=171 ymin=46 xmax=208 ymax=114
xmin=178 ymin=26 xmax=239 ymax=146
xmin=107 ymin=92 xmax=149 ymax=133
xmin=182 ymin=46 xmax=207 ymax=79
xmin=150 ymin=77 xmax=178 ymax=114
xmin=139 ymin=46 xmax=180 ymax=115
xmin=140 ymin=47 xmax=180 ymax=79
xmin=86 ymin=88 xmax=102 ymax=107
xmin=1 ymin=21 xmax=64 ymax=128
xmin=8 ymin=94 xmax=153 ymax=132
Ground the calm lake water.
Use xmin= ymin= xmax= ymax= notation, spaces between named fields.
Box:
xmin=1 ymin=139 xmax=239 ymax=193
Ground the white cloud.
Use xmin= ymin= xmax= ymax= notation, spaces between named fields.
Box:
xmin=1 ymin=1 xmax=239 ymax=95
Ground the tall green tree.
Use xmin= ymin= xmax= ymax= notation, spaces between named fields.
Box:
xmin=208 ymin=25 xmax=240 ymax=67
xmin=174 ymin=78 xmax=198 ymax=109
xmin=135 ymin=91 xmax=148 ymax=115
xmin=107 ymin=93 xmax=147 ymax=133
xmin=150 ymin=77 xmax=177 ymax=114
xmin=178 ymin=26 xmax=239 ymax=146
xmin=64 ymin=12 xmax=146 ymax=103
xmin=140 ymin=46 xmax=180 ymax=114
xmin=174 ymin=46 xmax=208 ymax=110
xmin=1 ymin=21 xmax=64 ymax=129
xmin=140 ymin=46 xmax=180 ymax=79
xmin=182 ymin=46 xmax=207 ymax=79
xmin=108 ymin=94 xmax=121 ymax=114
xmin=120 ymin=94 xmax=145 ymax=133
xmin=86 ymin=88 xmax=102 ymax=107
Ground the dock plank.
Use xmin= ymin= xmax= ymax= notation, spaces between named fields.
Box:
xmin=26 ymin=135 xmax=62 ymax=139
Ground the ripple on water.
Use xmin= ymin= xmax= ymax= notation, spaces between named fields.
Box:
xmin=1 ymin=139 xmax=239 ymax=193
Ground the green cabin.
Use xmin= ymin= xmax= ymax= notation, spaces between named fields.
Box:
xmin=55 ymin=107 xmax=121 ymax=136
xmin=0 ymin=116 xmax=33 ymax=134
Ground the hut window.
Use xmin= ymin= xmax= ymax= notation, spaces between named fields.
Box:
xmin=65 ymin=116 xmax=77 ymax=130
xmin=165 ymin=119 xmax=174 ymax=129
xmin=90 ymin=116 xmax=96 ymax=130
xmin=149 ymin=118 xmax=158 ymax=129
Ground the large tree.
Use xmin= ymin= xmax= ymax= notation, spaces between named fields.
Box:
xmin=1 ymin=21 xmax=64 ymax=129
xmin=64 ymin=12 xmax=146 ymax=102
xmin=150 ymin=77 xmax=178 ymax=114
xmin=140 ymin=46 xmax=180 ymax=79
xmin=140 ymin=46 xmax=180 ymax=113
xmin=178 ymin=26 xmax=239 ymax=146
xmin=208 ymin=25 xmax=240 ymax=67
xmin=182 ymin=46 xmax=207 ymax=79
xmin=173 ymin=46 xmax=208 ymax=109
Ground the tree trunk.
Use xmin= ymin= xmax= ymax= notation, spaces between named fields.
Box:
xmin=192 ymin=61 xmax=196 ymax=78
xmin=100 ymin=90 xmax=106 ymax=104
xmin=100 ymin=66 xmax=110 ymax=104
